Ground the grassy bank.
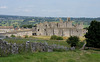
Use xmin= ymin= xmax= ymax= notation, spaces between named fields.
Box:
xmin=1 ymin=37 xmax=100 ymax=62
xmin=0 ymin=50 xmax=100 ymax=62
xmin=4 ymin=38 xmax=69 ymax=47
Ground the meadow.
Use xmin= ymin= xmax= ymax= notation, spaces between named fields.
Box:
xmin=0 ymin=37 xmax=100 ymax=62
xmin=0 ymin=50 xmax=100 ymax=62
xmin=4 ymin=37 xmax=69 ymax=47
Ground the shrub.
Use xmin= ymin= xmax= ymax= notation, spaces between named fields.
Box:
xmin=50 ymin=35 xmax=58 ymax=40
xmin=50 ymin=35 xmax=63 ymax=40
xmin=56 ymin=36 xmax=63 ymax=40
xmin=66 ymin=36 xmax=80 ymax=47
xmin=77 ymin=42 xmax=85 ymax=49
xmin=10 ymin=34 xmax=16 ymax=38
xmin=17 ymin=36 xmax=21 ymax=38
xmin=25 ymin=35 xmax=28 ymax=38
xmin=6 ymin=36 xmax=9 ymax=38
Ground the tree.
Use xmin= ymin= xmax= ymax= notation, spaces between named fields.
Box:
xmin=85 ymin=20 xmax=100 ymax=48
xmin=66 ymin=36 xmax=80 ymax=47
xmin=21 ymin=25 xmax=33 ymax=28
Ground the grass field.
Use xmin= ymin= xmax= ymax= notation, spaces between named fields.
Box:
xmin=4 ymin=36 xmax=85 ymax=47
xmin=4 ymin=38 xmax=69 ymax=47
xmin=1 ymin=37 xmax=100 ymax=62
xmin=0 ymin=50 xmax=100 ymax=62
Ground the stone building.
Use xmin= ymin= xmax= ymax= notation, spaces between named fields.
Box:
xmin=0 ymin=30 xmax=32 ymax=37
xmin=0 ymin=26 xmax=14 ymax=33
xmin=34 ymin=18 xmax=86 ymax=37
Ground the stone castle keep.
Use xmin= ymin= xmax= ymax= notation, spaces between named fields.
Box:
xmin=35 ymin=18 xmax=85 ymax=37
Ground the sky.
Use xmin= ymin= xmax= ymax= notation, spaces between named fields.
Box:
xmin=0 ymin=0 xmax=100 ymax=17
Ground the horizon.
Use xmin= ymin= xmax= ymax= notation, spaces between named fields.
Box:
xmin=0 ymin=0 xmax=100 ymax=18
xmin=0 ymin=14 xmax=100 ymax=18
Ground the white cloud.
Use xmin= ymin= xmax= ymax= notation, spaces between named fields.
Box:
xmin=0 ymin=6 xmax=7 ymax=9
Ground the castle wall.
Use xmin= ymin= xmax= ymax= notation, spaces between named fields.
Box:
xmin=54 ymin=28 xmax=59 ymax=35
xmin=70 ymin=29 xmax=83 ymax=37
xmin=36 ymin=18 xmax=85 ymax=37
xmin=46 ymin=28 xmax=54 ymax=36
xmin=63 ymin=29 xmax=70 ymax=37
xmin=66 ymin=21 xmax=73 ymax=28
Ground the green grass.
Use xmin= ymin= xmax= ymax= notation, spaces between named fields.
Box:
xmin=4 ymin=38 xmax=69 ymax=47
xmin=1 ymin=38 xmax=100 ymax=62
xmin=84 ymin=25 xmax=89 ymax=28
xmin=0 ymin=50 xmax=100 ymax=62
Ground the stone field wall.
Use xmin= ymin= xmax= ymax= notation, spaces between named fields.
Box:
xmin=0 ymin=39 xmax=75 ymax=56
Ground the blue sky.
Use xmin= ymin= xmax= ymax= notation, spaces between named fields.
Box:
xmin=0 ymin=0 xmax=100 ymax=17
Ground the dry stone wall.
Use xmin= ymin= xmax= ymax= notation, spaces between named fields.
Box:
xmin=0 ymin=39 xmax=75 ymax=56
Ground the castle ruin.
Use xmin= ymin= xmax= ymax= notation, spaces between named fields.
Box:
xmin=35 ymin=18 xmax=85 ymax=37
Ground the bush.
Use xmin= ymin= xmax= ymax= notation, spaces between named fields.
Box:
xmin=17 ymin=36 xmax=21 ymax=38
xmin=10 ymin=34 xmax=16 ymax=38
xmin=77 ymin=42 xmax=85 ymax=49
xmin=56 ymin=36 xmax=63 ymax=40
xmin=50 ymin=35 xmax=63 ymax=40
xmin=25 ymin=35 xmax=28 ymax=38
xmin=6 ymin=36 xmax=9 ymax=38
xmin=50 ymin=35 xmax=58 ymax=40
xmin=66 ymin=36 xmax=80 ymax=47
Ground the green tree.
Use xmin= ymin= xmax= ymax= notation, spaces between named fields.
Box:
xmin=21 ymin=25 xmax=33 ymax=28
xmin=66 ymin=36 xmax=80 ymax=47
xmin=85 ymin=20 xmax=100 ymax=48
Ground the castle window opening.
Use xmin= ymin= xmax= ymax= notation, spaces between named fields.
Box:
xmin=57 ymin=23 xmax=58 ymax=27
xmin=33 ymin=33 xmax=37 ymax=36
xmin=38 ymin=29 xmax=39 ymax=31
xmin=45 ymin=25 xmax=47 ymax=27
xmin=44 ymin=29 xmax=46 ymax=31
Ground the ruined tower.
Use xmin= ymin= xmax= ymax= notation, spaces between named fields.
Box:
xmin=67 ymin=17 xmax=71 ymax=21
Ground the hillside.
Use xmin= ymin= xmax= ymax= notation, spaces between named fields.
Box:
xmin=0 ymin=15 xmax=100 ymax=28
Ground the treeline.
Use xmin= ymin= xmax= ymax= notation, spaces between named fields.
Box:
xmin=0 ymin=15 xmax=100 ymax=28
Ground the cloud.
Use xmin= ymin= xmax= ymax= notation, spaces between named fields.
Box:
xmin=0 ymin=6 xmax=7 ymax=9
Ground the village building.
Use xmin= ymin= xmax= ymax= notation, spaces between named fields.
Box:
xmin=0 ymin=27 xmax=32 ymax=37
xmin=0 ymin=30 xmax=32 ymax=37
xmin=0 ymin=26 xmax=14 ymax=33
